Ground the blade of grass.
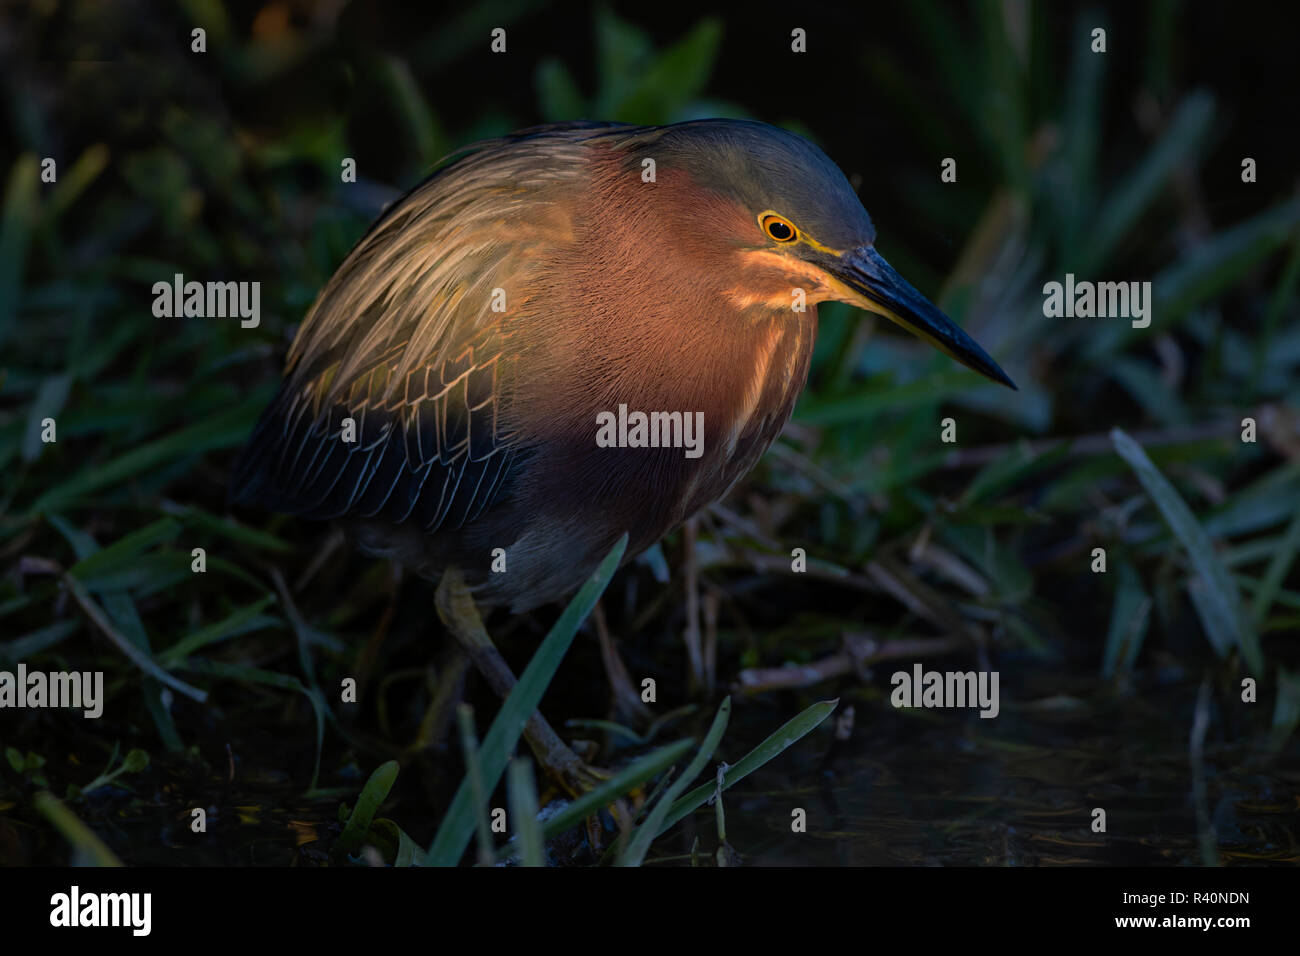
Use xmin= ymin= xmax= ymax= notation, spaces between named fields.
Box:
xmin=177 ymin=657 xmax=326 ymax=789
xmin=65 ymin=518 xmax=181 ymax=582
xmin=959 ymin=440 xmax=1071 ymax=508
xmin=102 ymin=593 xmax=184 ymax=752
xmin=456 ymin=704 xmax=495 ymax=867
xmin=51 ymin=512 xmax=186 ymax=751
xmin=546 ymin=737 xmax=692 ymax=842
xmin=159 ymin=500 xmax=296 ymax=553
xmin=269 ymin=568 xmax=330 ymax=789
xmin=1087 ymin=199 xmax=1300 ymax=360
xmin=976 ymin=0 xmax=1030 ymax=193
xmin=1057 ymin=10 xmax=1106 ymax=260
xmin=1250 ymin=505 xmax=1300 ymax=624
xmin=535 ymin=58 xmax=585 ymax=121
xmin=33 ymin=791 xmax=124 ymax=867
xmin=0 ymin=619 xmax=80 ymax=664
xmin=506 ymin=758 xmax=544 ymax=867
xmin=0 ymin=154 xmax=39 ymax=349
xmin=1102 ymin=561 xmax=1151 ymax=677
xmin=44 ymin=143 xmax=110 ymax=223
xmin=1255 ymin=228 xmax=1300 ymax=376
xmin=494 ymin=736 xmax=696 ymax=863
xmin=22 ymin=374 xmax=73 ymax=463
xmin=424 ymin=532 xmax=628 ymax=866
xmin=1078 ymin=91 xmax=1215 ymax=274
xmin=377 ymin=55 xmax=445 ymax=166
xmin=1269 ymin=667 xmax=1300 ymax=751
xmin=617 ymin=697 xmax=731 ymax=867
xmin=1111 ymin=428 xmax=1264 ymax=674
xmin=617 ymin=18 xmax=722 ymax=123
xmin=653 ymin=698 xmax=838 ymax=839
xmin=334 ymin=760 xmax=399 ymax=860
xmin=795 ymin=369 xmax=977 ymax=425
xmin=63 ymin=572 xmax=208 ymax=701
xmin=158 ymin=595 xmax=279 ymax=664
xmin=28 ymin=394 xmax=263 ymax=514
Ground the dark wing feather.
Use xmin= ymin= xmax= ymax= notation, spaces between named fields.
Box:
xmin=231 ymin=126 xmax=598 ymax=532
xmin=233 ymin=327 xmax=519 ymax=534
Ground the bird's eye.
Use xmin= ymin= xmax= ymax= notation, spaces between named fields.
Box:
xmin=760 ymin=213 xmax=798 ymax=243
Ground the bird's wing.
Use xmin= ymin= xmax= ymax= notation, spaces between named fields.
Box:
xmin=233 ymin=324 xmax=520 ymax=530
xmin=231 ymin=128 xmax=596 ymax=530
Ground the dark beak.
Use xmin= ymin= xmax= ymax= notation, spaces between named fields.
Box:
xmin=828 ymin=246 xmax=1016 ymax=390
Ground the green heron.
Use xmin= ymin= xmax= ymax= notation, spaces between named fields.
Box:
xmin=232 ymin=119 xmax=1014 ymax=791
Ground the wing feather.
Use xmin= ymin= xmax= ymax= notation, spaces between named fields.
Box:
xmin=231 ymin=124 xmax=608 ymax=532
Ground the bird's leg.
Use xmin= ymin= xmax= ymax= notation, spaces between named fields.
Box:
xmin=434 ymin=567 xmax=604 ymax=797
xmin=592 ymin=601 xmax=654 ymax=728
xmin=413 ymin=642 xmax=470 ymax=752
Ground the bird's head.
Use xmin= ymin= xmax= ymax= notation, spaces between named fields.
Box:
xmin=629 ymin=119 xmax=1015 ymax=389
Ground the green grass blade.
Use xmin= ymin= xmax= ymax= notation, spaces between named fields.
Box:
xmin=1250 ymin=506 xmax=1300 ymax=624
xmin=1157 ymin=199 xmax=1300 ymax=318
xmin=28 ymin=395 xmax=263 ymax=514
xmin=654 ymin=698 xmax=838 ymax=839
xmin=377 ymin=55 xmax=444 ymax=166
xmin=1111 ymin=428 xmax=1264 ymax=674
xmin=456 ymin=704 xmax=495 ymax=866
xmin=506 ymin=758 xmax=544 ymax=867
xmin=795 ymin=369 xmax=976 ymax=425
xmin=177 ymin=658 xmax=326 ymax=789
xmin=159 ymin=501 xmax=296 ymax=553
xmin=1102 ymin=561 xmax=1151 ymax=677
xmin=1269 ymin=667 xmax=1300 ymax=751
xmin=0 ymin=619 xmax=80 ymax=664
xmin=33 ymin=791 xmax=123 ymax=867
xmin=102 ymin=593 xmax=184 ymax=752
xmin=23 ymin=374 xmax=73 ymax=463
xmin=1078 ymin=91 xmax=1215 ymax=274
xmin=1087 ymin=199 xmax=1300 ymax=361
xmin=1255 ymin=229 xmax=1300 ymax=375
xmin=45 ymin=514 xmax=185 ymax=749
xmin=65 ymin=518 xmax=181 ymax=583
xmin=618 ymin=17 xmax=722 ymax=123
xmin=424 ymin=532 xmax=629 ymax=866
xmin=1058 ymin=10 xmax=1105 ymax=259
xmin=158 ymin=596 xmax=279 ymax=664
xmin=529 ymin=737 xmax=694 ymax=850
xmin=535 ymin=58 xmax=585 ymax=121
xmin=0 ymin=154 xmax=39 ymax=350
xmin=63 ymin=573 xmax=208 ymax=702
xmin=618 ymin=697 xmax=731 ymax=867
xmin=334 ymin=760 xmax=399 ymax=860
xmin=44 ymin=143 xmax=109 ymax=223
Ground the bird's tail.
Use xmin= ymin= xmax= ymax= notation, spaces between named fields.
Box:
xmin=226 ymin=382 xmax=296 ymax=512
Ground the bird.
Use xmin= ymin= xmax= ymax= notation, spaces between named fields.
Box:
xmin=231 ymin=118 xmax=1014 ymax=792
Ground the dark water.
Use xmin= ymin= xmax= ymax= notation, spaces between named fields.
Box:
xmin=6 ymin=662 xmax=1296 ymax=867
xmin=705 ymin=673 xmax=1300 ymax=867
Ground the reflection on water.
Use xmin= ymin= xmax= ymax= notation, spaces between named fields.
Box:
xmin=700 ymin=671 xmax=1300 ymax=866
xmin=8 ymin=664 xmax=1296 ymax=867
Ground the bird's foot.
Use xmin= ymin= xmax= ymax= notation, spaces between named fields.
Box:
xmin=536 ymin=753 xmax=620 ymax=855
xmin=535 ymin=737 xmax=610 ymax=799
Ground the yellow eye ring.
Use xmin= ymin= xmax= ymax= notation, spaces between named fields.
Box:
xmin=759 ymin=212 xmax=798 ymax=243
